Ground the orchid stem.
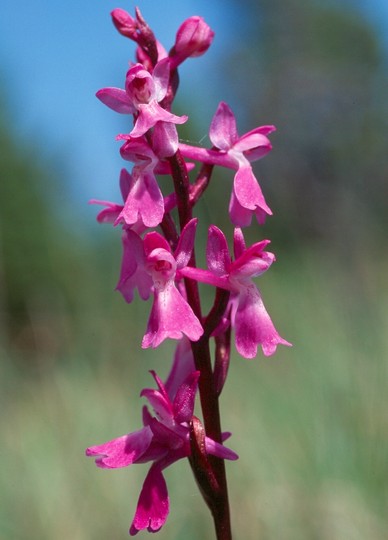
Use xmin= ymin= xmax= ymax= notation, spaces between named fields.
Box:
xmin=170 ymin=149 xmax=232 ymax=540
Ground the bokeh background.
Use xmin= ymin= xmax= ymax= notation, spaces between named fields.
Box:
xmin=1 ymin=1 xmax=387 ymax=539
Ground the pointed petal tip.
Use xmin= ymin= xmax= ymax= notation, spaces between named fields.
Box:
xmin=262 ymin=338 xmax=293 ymax=357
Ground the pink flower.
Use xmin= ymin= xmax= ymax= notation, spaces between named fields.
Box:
xmin=180 ymin=226 xmax=291 ymax=358
xmin=179 ymin=101 xmax=275 ymax=226
xmin=118 ymin=167 xmax=164 ymax=228
xmin=117 ymin=138 xmax=165 ymax=227
xmin=91 ymin=137 xmax=170 ymax=229
xmin=86 ymin=364 xmax=238 ymax=535
xmin=170 ymin=16 xmax=215 ymax=69
xmin=142 ymin=219 xmax=204 ymax=348
xmin=96 ymin=59 xmax=187 ymax=139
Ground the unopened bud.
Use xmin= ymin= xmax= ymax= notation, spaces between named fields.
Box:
xmin=111 ymin=8 xmax=138 ymax=39
xmin=171 ymin=16 xmax=214 ymax=67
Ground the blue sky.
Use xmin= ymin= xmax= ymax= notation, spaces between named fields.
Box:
xmin=1 ymin=0 xmax=387 ymax=225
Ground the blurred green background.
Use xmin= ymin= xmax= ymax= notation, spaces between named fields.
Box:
xmin=1 ymin=0 xmax=387 ymax=539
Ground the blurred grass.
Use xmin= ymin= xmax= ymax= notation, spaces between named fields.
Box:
xmin=1 ymin=245 xmax=387 ymax=540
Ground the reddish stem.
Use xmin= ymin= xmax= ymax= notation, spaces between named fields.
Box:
xmin=169 ymin=149 xmax=232 ymax=540
xmin=190 ymin=162 xmax=214 ymax=206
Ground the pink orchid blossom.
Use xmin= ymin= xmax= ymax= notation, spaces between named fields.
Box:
xmin=91 ymin=138 xmax=166 ymax=228
xmin=117 ymin=167 xmax=164 ymax=227
xmin=179 ymin=101 xmax=275 ymax=226
xmin=88 ymin=160 xmax=183 ymax=230
xmin=96 ymin=59 xmax=187 ymax=139
xmin=116 ymin=138 xmax=165 ymax=227
xmin=86 ymin=366 xmax=237 ymax=535
xmin=90 ymin=166 xmax=163 ymax=230
xmin=142 ymin=219 xmax=203 ymax=348
xmin=180 ymin=226 xmax=291 ymax=358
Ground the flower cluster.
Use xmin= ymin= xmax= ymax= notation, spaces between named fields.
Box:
xmin=87 ymin=7 xmax=291 ymax=537
xmin=87 ymin=340 xmax=237 ymax=534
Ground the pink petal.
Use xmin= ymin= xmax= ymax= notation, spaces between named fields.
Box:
xmin=175 ymin=218 xmax=198 ymax=269
xmin=206 ymin=225 xmax=231 ymax=275
xmin=119 ymin=138 xmax=156 ymax=166
xmin=233 ymin=129 xmax=273 ymax=159
xmin=149 ymin=418 xmax=185 ymax=449
xmin=130 ymin=108 xmax=159 ymax=139
xmin=119 ymin=168 xmax=132 ymax=201
xmin=233 ymin=166 xmax=272 ymax=216
xmin=204 ymin=437 xmax=239 ymax=461
xmin=116 ymin=169 xmax=164 ymax=228
xmin=209 ymin=102 xmax=238 ymax=150
xmin=229 ymin=190 xmax=255 ymax=227
xmin=178 ymin=266 xmax=231 ymax=291
xmin=233 ymin=285 xmax=292 ymax=358
xmin=140 ymin=387 xmax=174 ymax=424
xmin=85 ymin=426 xmax=153 ymax=469
xmin=96 ymin=87 xmax=135 ymax=114
xmin=149 ymin=370 xmax=170 ymax=402
xmin=88 ymin=199 xmax=123 ymax=224
xmin=231 ymin=240 xmax=274 ymax=278
xmin=131 ymin=102 xmax=187 ymax=138
xmin=152 ymin=58 xmax=170 ymax=102
xmin=142 ymin=282 xmax=203 ymax=348
xmin=142 ymin=405 xmax=153 ymax=427
xmin=116 ymin=230 xmax=153 ymax=303
xmin=173 ymin=370 xmax=200 ymax=423
xmin=130 ymin=465 xmax=169 ymax=535
xmin=164 ymin=338 xmax=196 ymax=400
xmin=143 ymin=231 xmax=171 ymax=256
xmin=232 ymin=228 xmax=246 ymax=259
xmin=178 ymin=143 xmax=237 ymax=169
xmin=152 ymin=121 xmax=179 ymax=158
